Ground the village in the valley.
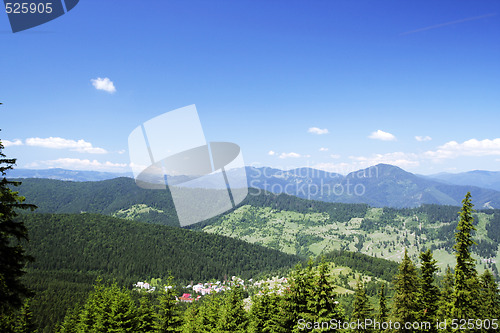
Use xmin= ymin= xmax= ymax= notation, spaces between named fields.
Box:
xmin=133 ymin=275 xmax=289 ymax=303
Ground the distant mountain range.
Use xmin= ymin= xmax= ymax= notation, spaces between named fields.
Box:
xmin=8 ymin=168 xmax=133 ymax=181
xmin=10 ymin=164 xmax=500 ymax=208
xmin=425 ymin=170 xmax=500 ymax=192
xmin=246 ymin=164 xmax=500 ymax=209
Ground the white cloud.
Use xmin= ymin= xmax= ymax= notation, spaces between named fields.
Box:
xmin=319 ymin=147 xmax=329 ymax=151
xmin=369 ymin=130 xmax=396 ymax=141
xmin=330 ymin=154 xmax=341 ymax=159
xmin=308 ymin=127 xmax=329 ymax=135
xmin=279 ymin=152 xmax=302 ymax=159
xmin=26 ymin=158 xmax=128 ymax=172
xmin=268 ymin=150 xmax=276 ymax=156
xmin=424 ymin=138 xmax=500 ymax=159
xmin=91 ymin=77 xmax=116 ymax=93
xmin=2 ymin=139 xmax=23 ymax=147
xmin=415 ymin=135 xmax=432 ymax=142
xmin=349 ymin=151 xmax=419 ymax=168
xmin=25 ymin=137 xmax=108 ymax=154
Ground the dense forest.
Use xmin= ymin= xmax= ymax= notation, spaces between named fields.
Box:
xmin=15 ymin=213 xmax=301 ymax=332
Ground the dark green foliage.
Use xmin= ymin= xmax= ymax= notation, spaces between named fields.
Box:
xmin=377 ymin=284 xmax=388 ymax=325
xmin=486 ymin=212 xmax=500 ymax=243
xmin=19 ymin=213 xmax=300 ymax=332
xmin=351 ymin=279 xmax=373 ymax=332
xmin=304 ymin=260 xmax=344 ymax=332
xmin=194 ymin=293 xmax=223 ymax=332
xmin=283 ymin=261 xmax=315 ymax=332
xmin=20 ymin=213 xmax=299 ymax=283
xmin=416 ymin=204 xmax=460 ymax=223
xmin=15 ymin=177 xmax=180 ymax=226
xmin=0 ymin=139 xmax=37 ymax=314
xmin=243 ymin=188 xmax=369 ymax=224
xmin=392 ymin=249 xmax=420 ymax=328
xmin=216 ymin=286 xmax=248 ymax=333
xmin=137 ymin=296 xmax=156 ymax=332
xmin=437 ymin=266 xmax=454 ymax=331
xmin=320 ymin=250 xmax=399 ymax=282
xmin=156 ymin=276 xmax=181 ymax=332
xmin=418 ymin=249 xmax=440 ymax=332
xmin=70 ymin=282 xmax=139 ymax=332
xmin=452 ymin=192 xmax=480 ymax=320
xmin=249 ymin=286 xmax=287 ymax=333
xmin=479 ymin=270 xmax=500 ymax=325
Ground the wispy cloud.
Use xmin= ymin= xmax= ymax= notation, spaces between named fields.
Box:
xmin=91 ymin=77 xmax=116 ymax=93
xmin=400 ymin=13 xmax=497 ymax=36
xmin=25 ymin=137 xmax=108 ymax=154
xmin=319 ymin=147 xmax=329 ymax=151
xmin=369 ymin=130 xmax=396 ymax=141
xmin=268 ymin=150 xmax=276 ymax=156
xmin=26 ymin=158 xmax=128 ymax=172
xmin=415 ymin=135 xmax=432 ymax=142
xmin=279 ymin=152 xmax=304 ymax=159
xmin=308 ymin=127 xmax=329 ymax=135
xmin=2 ymin=139 xmax=23 ymax=147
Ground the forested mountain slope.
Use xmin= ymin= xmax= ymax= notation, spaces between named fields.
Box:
xmin=19 ymin=213 xmax=301 ymax=332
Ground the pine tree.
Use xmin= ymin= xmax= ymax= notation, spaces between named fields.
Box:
xmin=108 ymin=286 xmax=139 ymax=332
xmin=305 ymin=259 xmax=344 ymax=332
xmin=351 ymin=278 xmax=373 ymax=332
xmin=137 ymin=296 xmax=156 ymax=333
xmin=216 ymin=286 xmax=248 ymax=333
xmin=282 ymin=261 xmax=314 ymax=331
xmin=437 ymin=266 xmax=454 ymax=333
xmin=57 ymin=306 xmax=81 ymax=333
xmin=452 ymin=192 xmax=480 ymax=320
xmin=156 ymin=276 xmax=182 ymax=332
xmin=479 ymin=270 xmax=500 ymax=327
xmin=180 ymin=304 xmax=200 ymax=333
xmin=418 ymin=249 xmax=440 ymax=332
xmin=249 ymin=285 xmax=287 ymax=333
xmin=14 ymin=300 xmax=36 ymax=333
xmin=0 ymin=137 xmax=37 ymax=314
xmin=377 ymin=284 xmax=389 ymax=332
xmin=392 ymin=248 xmax=420 ymax=331
xmin=196 ymin=293 xmax=222 ymax=333
xmin=76 ymin=281 xmax=140 ymax=332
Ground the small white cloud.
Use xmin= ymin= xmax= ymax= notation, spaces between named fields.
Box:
xmin=308 ymin=127 xmax=329 ymax=135
xmin=268 ymin=150 xmax=276 ymax=156
xmin=319 ymin=147 xmax=329 ymax=151
xmin=91 ymin=77 xmax=116 ymax=93
xmin=369 ymin=130 xmax=396 ymax=141
xmin=330 ymin=154 xmax=341 ymax=159
xmin=26 ymin=158 xmax=128 ymax=172
xmin=279 ymin=152 xmax=302 ymax=159
xmin=25 ymin=137 xmax=108 ymax=154
xmin=117 ymin=149 xmax=126 ymax=154
xmin=415 ymin=135 xmax=432 ymax=142
xmin=2 ymin=139 xmax=23 ymax=147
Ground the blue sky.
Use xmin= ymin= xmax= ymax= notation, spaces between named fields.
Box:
xmin=1 ymin=0 xmax=499 ymax=175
